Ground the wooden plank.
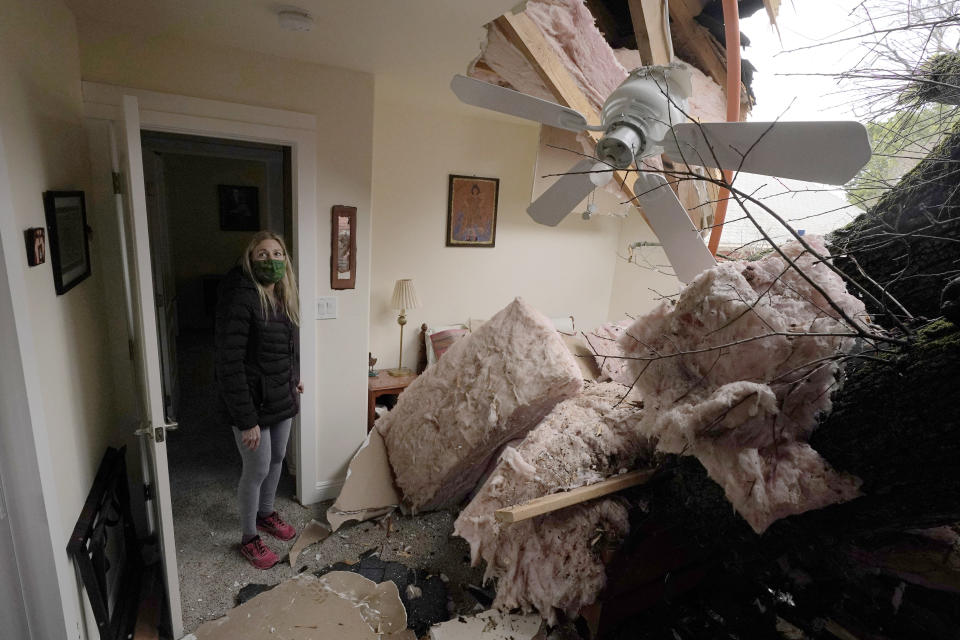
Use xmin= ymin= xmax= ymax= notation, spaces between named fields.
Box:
xmin=628 ymin=0 xmax=673 ymax=66
xmin=494 ymin=469 xmax=655 ymax=523
xmin=494 ymin=12 xmax=642 ymax=214
xmin=495 ymin=12 xmax=599 ymax=120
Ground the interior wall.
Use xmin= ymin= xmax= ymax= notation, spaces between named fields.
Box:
xmin=76 ymin=17 xmax=375 ymax=492
xmin=161 ymin=153 xmax=271 ymax=330
xmin=606 ymin=209 xmax=684 ymax=322
xmin=369 ymin=75 xmax=624 ymax=370
xmin=0 ymin=0 xmax=126 ymax=637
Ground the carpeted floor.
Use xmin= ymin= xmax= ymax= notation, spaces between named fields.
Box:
xmin=166 ymin=330 xmax=484 ymax=635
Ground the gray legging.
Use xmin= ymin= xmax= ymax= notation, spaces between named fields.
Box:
xmin=232 ymin=418 xmax=292 ymax=539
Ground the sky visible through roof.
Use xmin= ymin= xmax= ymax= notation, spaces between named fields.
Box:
xmin=717 ymin=1 xmax=870 ymax=249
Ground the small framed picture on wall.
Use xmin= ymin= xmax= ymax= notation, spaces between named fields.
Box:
xmin=218 ymin=185 xmax=260 ymax=231
xmin=43 ymin=191 xmax=91 ymax=295
xmin=446 ymin=175 xmax=499 ymax=247
xmin=24 ymin=227 xmax=46 ymax=266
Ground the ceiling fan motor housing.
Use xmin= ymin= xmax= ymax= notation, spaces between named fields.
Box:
xmin=597 ymin=66 xmax=692 ymax=169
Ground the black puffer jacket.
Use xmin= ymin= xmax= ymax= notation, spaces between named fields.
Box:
xmin=214 ymin=267 xmax=300 ymax=430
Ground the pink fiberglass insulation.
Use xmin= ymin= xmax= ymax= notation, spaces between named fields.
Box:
xmin=454 ymin=382 xmax=654 ymax=622
xmin=470 ymin=0 xmax=630 ymax=161
xmin=608 ymin=236 xmax=865 ymax=533
xmin=380 ymin=298 xmax=582 ymax=513
xmin=522 ymin=0 xmax=629 ymax=109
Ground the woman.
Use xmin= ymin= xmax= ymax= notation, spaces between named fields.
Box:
xmin=215 ymin=230 xmax=303 ymax=569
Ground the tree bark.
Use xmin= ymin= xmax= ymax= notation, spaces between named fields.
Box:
xmin=830 ymin=123 xmax=960 ymax=325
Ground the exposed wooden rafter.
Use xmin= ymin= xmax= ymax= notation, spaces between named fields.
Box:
xmin=493 ymin=12 xmax=643 ymax=214
xmin=627 ymin=0 xmax=672 ymax=66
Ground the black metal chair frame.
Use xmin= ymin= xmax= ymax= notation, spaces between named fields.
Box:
xmin=66 ymin=446 xmax=143 ymax=640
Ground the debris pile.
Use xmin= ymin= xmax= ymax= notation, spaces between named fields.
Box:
xmin=610 ymin=237 xmax=865 ymax=532
xmin=454 ymin=382 xmax=655 ymax=622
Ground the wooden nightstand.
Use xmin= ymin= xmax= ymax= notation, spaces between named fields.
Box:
xmin=368 ymin=371 xmax=417 ymax=431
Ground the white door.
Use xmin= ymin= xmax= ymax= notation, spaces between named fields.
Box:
xmin=142 ymin=150 xmax=180 ymax=421
xmin=119 ymin=95 xmax=184 ymax=638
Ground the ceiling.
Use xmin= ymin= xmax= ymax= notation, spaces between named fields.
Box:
xmin=64 ymin=0 xmax=519 ymax=77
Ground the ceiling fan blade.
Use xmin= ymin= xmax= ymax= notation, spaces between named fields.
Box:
xmin=664 ymin=121 xmax=872 ymax=185
xmin=451 ymin=74 xmax=588 ymax=133
xmin=528 ymin=159 xmax=613 ymax=226
xmin=633 ymin=173 xmax=716 ymax=283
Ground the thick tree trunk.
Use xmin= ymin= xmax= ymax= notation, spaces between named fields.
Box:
xmin=830 ymin=123 xmax=960 ymax=325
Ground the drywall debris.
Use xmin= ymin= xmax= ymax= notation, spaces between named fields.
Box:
xmin=288 ymin=519 xmax=331 ymax=567
xmin=380 ymin=298 xmax=582 ymax=512
xmin=318 ymin=551 xmax=450 ymax=636
xmin=406 ymin=584 xmax=422 ymax=599
xmin=455 ymin=382 xmax=653 ymax=622
xmin=196 ymin=572 xmax=413 ymax=639
xmin=612 ymin=236 xmax=865 ymax=533
xmin=326 ymin=427 xmax=401 ymax=531
xmin=429 ymin=609 xmax=545 ymax=640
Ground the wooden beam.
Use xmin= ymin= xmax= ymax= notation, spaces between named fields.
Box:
xmin=495 ymin=469 xmax=655 ymax=523
xmin=494 ymin=12 xmax=641 ymax=211
xmin=628 ymin=0 xmax=673 ymax=66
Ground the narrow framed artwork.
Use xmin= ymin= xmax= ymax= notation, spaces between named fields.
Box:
xmin=331 ymin=205 xmax=357 ymax=290
xmin=218 ymin=184 xmax=260 ymax=231
xmin=43 ymin=190 xmax=91 ymax=294
xmin=446 ymin=175 xmax=499 ymax=247
xmin=24 ymin=227 xmax=46 ymax=266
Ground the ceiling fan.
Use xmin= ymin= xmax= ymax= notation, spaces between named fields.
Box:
xmin=450 ymin=63 xmax=871 ymax=283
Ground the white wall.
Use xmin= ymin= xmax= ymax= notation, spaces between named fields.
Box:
xmin=606 ymin=208 xmax=684 ymax=322
xmin=0 ymin=1 xmax=127 ymax=636
xmin=369 ymin=76 xmax=626 ymax=370
xmin=76 ymin=17 xmax=375 ymax=491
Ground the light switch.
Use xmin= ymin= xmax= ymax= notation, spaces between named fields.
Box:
xmin=316 ymin=296 xmax=337 ymax=320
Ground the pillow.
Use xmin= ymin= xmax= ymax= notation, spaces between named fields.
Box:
xmin=430 ymin=328 xmax=469 ymax=361
xmin=425 ymin=323 xmax=468 ymax=367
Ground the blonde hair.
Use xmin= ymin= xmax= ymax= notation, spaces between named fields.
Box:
xmin=240 ymin=231 xmax=300 ymax=326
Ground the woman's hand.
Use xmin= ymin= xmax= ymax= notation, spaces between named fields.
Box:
xmin=241 ymin=425 xmax=261 ymax=451
xmin=297 ymin=381 xmax=304 ymax=394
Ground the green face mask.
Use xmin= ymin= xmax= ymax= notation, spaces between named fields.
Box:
xmin=252 ymin=259 xmax=286 ymax=284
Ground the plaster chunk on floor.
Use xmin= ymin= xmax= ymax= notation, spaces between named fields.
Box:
xmin=454 ymin=382 xmax=654 ymax=622
xmin=380 ymin=298 xmax=582 ymax=513
xmin=193 ymin=572 xmax=413 ymax=640
xmin=611 ymin=236 xmax=865 ymax=533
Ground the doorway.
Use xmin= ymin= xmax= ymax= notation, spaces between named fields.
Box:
xmin=138 ymin=132 xmax=312 ymax=632
xmin=83 ymin=84 xmax=320 ymax=638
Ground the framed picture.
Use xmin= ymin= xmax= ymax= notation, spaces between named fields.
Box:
xmin=43 ymin=191 xmax=91 ymax=295
xmin=446 ymin=175 xmax=499 ymax=247
xmin=331 ymin=205 xmax=357 ymax=290
xmin=24 ymin=227 xmax=46 ymax=266
xmin=218 ymin=185 xmax=260 ymax=231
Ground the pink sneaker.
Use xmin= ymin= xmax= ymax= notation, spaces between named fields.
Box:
xmin=239 ymin=536 xmax=278 ymax=569
xmin=256 ymin=511 xmax=297 ymax=541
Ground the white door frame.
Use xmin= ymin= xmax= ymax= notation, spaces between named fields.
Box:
xmin=82 ymin=82 xmax=320 ymax=507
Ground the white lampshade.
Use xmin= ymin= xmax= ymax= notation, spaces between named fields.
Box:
xmin=391 ymin=279 xmax=421 ymax=311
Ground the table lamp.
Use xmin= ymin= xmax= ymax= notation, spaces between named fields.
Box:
xmin=388 ymin=278 xmax=420 ymax=376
